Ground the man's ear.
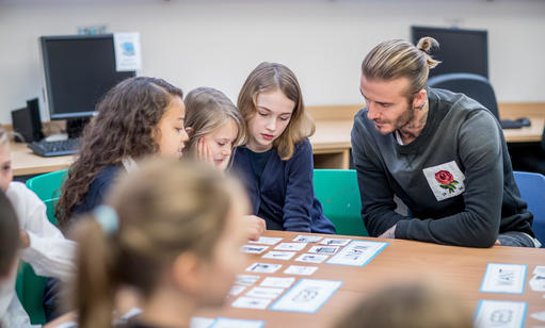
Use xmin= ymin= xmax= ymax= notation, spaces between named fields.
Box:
xmin=413 ymin=89 xmax=428 ymax=110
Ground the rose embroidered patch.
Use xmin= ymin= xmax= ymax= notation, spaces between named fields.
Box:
xmin=423 ymin=161 xmax=466 ymax=201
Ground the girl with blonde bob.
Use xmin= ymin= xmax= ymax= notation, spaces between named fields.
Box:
xmin=185 ymin=87 xmax=266 ymax=240
xmin=70 ymin=158 xmax=250 ymax=328
xmin=184 ymin=87 xmax=245 ymax=171
xmin=231 ymin=62 xmax=335 ymax=233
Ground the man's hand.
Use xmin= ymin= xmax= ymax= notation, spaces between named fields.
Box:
xmin=244 ymin=215 xmax=266 ymax=241
xmin=378 ymin=225 xmax=397 ymax=239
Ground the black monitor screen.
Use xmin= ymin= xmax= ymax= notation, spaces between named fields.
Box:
xmin=40 ymin=34 xmax=135 ymax=120
xmin=411 ymin=26 xmax=488 ymax=78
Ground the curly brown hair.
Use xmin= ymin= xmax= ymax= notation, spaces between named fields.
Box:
xmin=56 ymin=76 xmax=183 ymax=228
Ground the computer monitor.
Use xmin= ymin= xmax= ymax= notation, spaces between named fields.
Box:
xmin=40 ymin=34 xmax=136 ymax=137
xmin=411 ymin=26 xmax=488 ymax=78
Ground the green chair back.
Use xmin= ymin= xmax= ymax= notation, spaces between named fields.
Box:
xmin=16 ymin=170 xmax=66 ymax=325
xmin=313 ymin=169 xmax=368 ymax=236
xmin=25 ymin=169 xmax=68 ymax=201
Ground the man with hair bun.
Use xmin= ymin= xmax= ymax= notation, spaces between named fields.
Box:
xmin=351 ymin=38 xmax=538 ymax=248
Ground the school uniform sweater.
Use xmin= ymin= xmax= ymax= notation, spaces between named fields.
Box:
xmin=351 ymin=88 xmax=534 ymax=248
xmin=232 ymin=138 xmax=335 ymax=234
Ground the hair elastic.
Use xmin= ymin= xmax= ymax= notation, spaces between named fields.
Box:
xmin=94 ymin=205 xmax=119 ymax=235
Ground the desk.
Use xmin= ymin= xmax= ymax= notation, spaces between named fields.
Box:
xmin=196 ymin=231 xmax=545 ymax=328
xmin=11 ymin=142 xmax=74 ymax=177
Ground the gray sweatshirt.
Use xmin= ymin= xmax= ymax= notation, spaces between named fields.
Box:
xmin=351 ymin=87 xmax=534 ymax=248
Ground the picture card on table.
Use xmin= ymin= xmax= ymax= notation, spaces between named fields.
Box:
xmin=284 ymin=265 xmax=318 ymax=276
xmin=480 ymin=263 xmax=527 ymax=294
xmin=262 ymin=250 xmax=296 ymax=261
xmin=241 ymin=244 xmax=268 ymax=254
xmin=210 ymin=317 xmax=265 ymax=328
xmin=270 ymin=279 xmax=342 ymax=313
xmin=327 ymin=240 xmax=388 ymax=266
xmin=231 ymin=296 xmax=272 ymax=310
xmin=274 ymin=242 xmax=307 ymax=251
xmin=293 ymin=235 xmax=323 ymax=243
xmin=474 ymin=300 xmax=527 ymax=328
xmin=248 ymin=236 xmax=283 ymax=245
xmin=246 ymin=262 xmax=282 ymax=274
xmin=260 ymin=276 xmax=296 ymax=288
xmin=245 ymin=286 xmax=285 ymax=299
xmin=295 ymin=253 xmax=329 ymax=264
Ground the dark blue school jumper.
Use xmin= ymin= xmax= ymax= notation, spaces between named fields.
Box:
xmin=231 ymin=138 xmax=335 ymax=234
xmin=44 ymin=165 xmax=122 ymax=321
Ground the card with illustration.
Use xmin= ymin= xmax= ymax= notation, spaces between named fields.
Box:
xmin=308 ymin=245 xmax=339 ymax=255
xmin=231 ymin=296 xmax=272 ymax=310
xmin=295 ymin=253 xmax=329 ymax=264
xmin=474 ymin=300 xmax=527 ymax=328
xmin=228 ymin=285 xmax=246 ymax=297
xmin=246 ymin=262 xmax=282 ymax=274
xmin=284 ymin=265 xmax=318 ymax=276
xmin=235 ymin=275 xmax=260 ymax=286
xmin=270 ymin=279 xmax=342 ymax=313
xmin=262 ymin=250 xmax=296 ymax=261
xmin=245 ymin=286 xmax=285 ymax=299
xmin=319 ymin=238 xmax=351 ymax=246
xmin=241 ymin=244 xmax=269 ymax=254
xmin=190 ymin=317 xmax=216 ymax=328
xmin=327 ymin=240 xmax=388 ymax=266
xmin=274 ymin=242 xmax=307 ymax=251
xmin=248 ymin=236 xmax=283 ymax=246
xmin=481 ymin=263 xmax=527 ymax=294
xmin=211 ymin=317 xmax=265 ymax=328
xmin=260 ymin=277 xmax=296 ymax=289
xmin=293 ymin=235 xmax=323 ymax=243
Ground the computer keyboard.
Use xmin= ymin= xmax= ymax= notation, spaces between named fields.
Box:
xmin=500 ymin=117 xmax=532 ymax=130
xmin=28 ymin=138 xmax=80 ymax=157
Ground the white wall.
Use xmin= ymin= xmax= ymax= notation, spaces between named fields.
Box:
xmin=1 ymin=0 xmax=544 ymax=124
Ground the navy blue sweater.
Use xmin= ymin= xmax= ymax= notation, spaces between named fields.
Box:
xmin=72 ymin=164 xmax=123 ymax=217
xmin=232 ymin=138 xmax=335 ymax=234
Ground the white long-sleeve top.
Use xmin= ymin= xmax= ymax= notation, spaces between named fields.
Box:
xmin=1 ymin=182 xmax=76 ymax=328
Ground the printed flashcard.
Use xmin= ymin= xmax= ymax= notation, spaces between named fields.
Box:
xmin=245 ymin=286 xmax=285 ymax=299
xmin=530 ymin=311 xmax=545 ymax=322
xmin=308 ymin=245 xmax=339 ymax=255
xmin=235 ymin=275 xmax=260 ymax=286
xmin=190 ymin=317 xmax=216 ymax=328
xmin=248 ymin=236 xmax=283 ymax=245
xmin=327 ymin=240 xmax=388 ymax=266
xmin=232 ymin=296 xmax=272 ymax=310
xmin=241 ymin=244 xmax=269 ymax=254
xmin=474 ymin=300 xmax=527 ymax=328
xmin=228 ymin=285 xmax=246 ymax=297
xmin=284 ymin=265 xmax=318 ymax=276
xmin=246 ymin=262 xmax=282 ymax=274
xmin=481 ymin=263 xmax=527 ymax=294
xmin=293 ymin=235 xmax=323 ymax=243
xmin=260 ymin=277 xmax=296 ymax=288
xmin=319 ymin=238 xmax=352 ymax=246
xmin=295 ymin=253 xmax=329 ymax=264
xmin=533 ymin=265 xmax=545 ymax=276
xmin=274 ymin=242 xmax=307 ymax=251
xmin=211 ymin=317 xmax=265 ymax=328
xmin=270 ymin=279 xmax=342 ymax=313
xmin=262 ymin=250 xmax=296 ymax=261
xmin=529 ymin=274 xmax=545 ymax=292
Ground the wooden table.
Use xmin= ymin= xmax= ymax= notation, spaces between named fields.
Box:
xmin=196 ymin=231 xmax=545 ymax=328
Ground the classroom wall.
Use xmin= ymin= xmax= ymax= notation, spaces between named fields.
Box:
xmin=1 ymin=0 xmax=544 ymax=124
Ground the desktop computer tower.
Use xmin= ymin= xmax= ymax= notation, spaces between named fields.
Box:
xmin=11 ymin=98 xmax=44 ymax=143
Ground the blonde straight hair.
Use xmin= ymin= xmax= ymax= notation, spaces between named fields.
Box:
xmin=238 ymin=62 xmax=315 ymax=160
xmin=362 ymin=37 xmax=441 ymax=99
xmin=184 ymin=87 xmax=245 ymax=153
xmin=70 ymin=158 xmax=243 ymax=328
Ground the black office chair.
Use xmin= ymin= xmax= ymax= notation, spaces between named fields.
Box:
xmin=428 ymin=72 xmax=500 ymax=120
